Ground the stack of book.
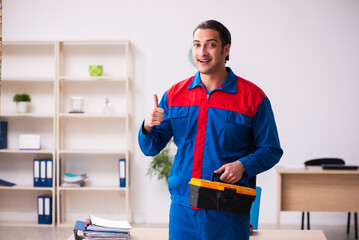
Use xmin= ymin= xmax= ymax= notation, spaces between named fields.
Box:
xmin=62 ymin=173 xmax=87 ymax=187
xmin=74 ymin=214 xmax=132 ymax=240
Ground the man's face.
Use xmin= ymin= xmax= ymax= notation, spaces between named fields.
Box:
xmin=192 ymin=28 xmax=230 ymax=75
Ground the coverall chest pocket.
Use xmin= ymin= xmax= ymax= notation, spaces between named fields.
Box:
xmin=222 ymin=111 xmax=252 ymax=152
xmin=167 ymin=107 xmax=190 ymax=141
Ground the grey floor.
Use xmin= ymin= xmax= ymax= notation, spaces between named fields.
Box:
xmin=0 ymin=224 xmax=357 ymax=240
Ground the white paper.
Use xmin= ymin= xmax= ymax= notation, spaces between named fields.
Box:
xmin=90 ymin=214 xmax=132 ymax=229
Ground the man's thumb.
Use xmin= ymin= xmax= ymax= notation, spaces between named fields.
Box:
xmin=153 ymin=94 xmax=159 ymax=108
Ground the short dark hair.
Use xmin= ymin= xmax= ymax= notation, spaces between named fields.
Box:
xmin=193 ymin=20 xmax=231 ymax=62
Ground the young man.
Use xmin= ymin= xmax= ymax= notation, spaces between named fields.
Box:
xmin=138 ymin=20 xmax=283 ymax=240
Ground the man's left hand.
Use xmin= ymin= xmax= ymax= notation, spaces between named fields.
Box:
xmin=214 ymin=161 xmax=245 ymax=184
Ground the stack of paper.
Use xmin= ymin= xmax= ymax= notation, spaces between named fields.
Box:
xmin=73 ymin=214 xmax=132 ymax=240
xmin=62 ymin=173 xmax=87 ymax=187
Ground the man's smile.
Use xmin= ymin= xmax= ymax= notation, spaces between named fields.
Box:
xmin=198 ymin=59 xmax=212 ymax=63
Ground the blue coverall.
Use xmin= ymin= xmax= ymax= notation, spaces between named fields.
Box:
xmin=138 ymin=67 xmax=283 ymax=240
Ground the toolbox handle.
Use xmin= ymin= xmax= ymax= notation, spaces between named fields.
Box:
xmin=211 ymin=172 xmax=222 ymax=181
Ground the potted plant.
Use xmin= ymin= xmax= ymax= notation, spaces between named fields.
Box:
xmin=147 ymin=139 xmax=175 ymax=184
xmin=13 ymin=93 xmax=31 ymax=113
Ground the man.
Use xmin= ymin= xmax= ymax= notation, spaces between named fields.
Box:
xmin=138 ymin=20 xmax=283 ymax=240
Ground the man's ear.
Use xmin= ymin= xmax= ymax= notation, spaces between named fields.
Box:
xmin=224 ymin=44 xmax=230 ymax=58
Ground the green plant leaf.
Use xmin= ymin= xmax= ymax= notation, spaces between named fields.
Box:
xmin=13 ymin=93 xmax=31 ymax=103
xmin=147 ymin=139 xmax=175 ymax=184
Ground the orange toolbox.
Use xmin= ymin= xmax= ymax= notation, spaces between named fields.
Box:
xmin=189 ymin=173 xmax=256 ymax=216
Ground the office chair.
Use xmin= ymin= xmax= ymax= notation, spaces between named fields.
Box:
xmin=250 ymin=186 xmax=262 ymax=234
xmin=302 ymin=158 xmax=357 ymax=239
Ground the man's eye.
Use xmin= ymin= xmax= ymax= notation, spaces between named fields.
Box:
xmin=208 ymin=43 xmax=216 ymax=47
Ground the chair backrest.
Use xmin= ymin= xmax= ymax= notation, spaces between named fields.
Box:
xmin=250 ymin=186 xmax=262 ymax=230
xmin=304 ymin=158 xmax=345 ymax=166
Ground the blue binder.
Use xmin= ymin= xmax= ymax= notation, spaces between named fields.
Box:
xmin=119 ymin=158 xmax=126 ymax=187
xmin=0 ymin=121 xmax=8 ymax=149
xmin=34 ymin=159 xmax=53 ymax=187
xmin=44 ymin=159 xmax=53 ymax=187
xmin=33 ymin=159 xmax=41 ymax=187
xmin=38 ymin=195 xmax=52 ymax=224
xmin=40 ymin=160 xmax=46 ymax=186
xmin=73 ymin=221 xmax=86 ymax=240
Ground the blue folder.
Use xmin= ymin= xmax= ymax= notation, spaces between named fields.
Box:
xmin=119 ymin=158 xmax=126 ymax=187
xmin=44 ymin=159 xmax=53 ymax=187
xmin=34 ymin=159 xmax=53 ymax=187
xmin=38 ymin=195 xmax=52 ymax=224
xmin=0 ymin=121 xmax=8 ymax=149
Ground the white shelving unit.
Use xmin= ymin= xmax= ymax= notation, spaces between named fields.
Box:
xmin=56 ymin=40 xmax=131 ymax=226
xmin=0 ymin=40 xmax=131 ymax=227
xmin=0 ymin=41 xmax=56 ymax=226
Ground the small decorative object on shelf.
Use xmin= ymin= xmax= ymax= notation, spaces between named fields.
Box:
xmin=70 ymin=96 xmax=85 ymax=113
xmin=103 ymin=97 xmax=110 ymax=114
xmin=89 ymin=65 xmax=103 ymax=76
xmin=13 ymin=93 xmax=31 ymax=113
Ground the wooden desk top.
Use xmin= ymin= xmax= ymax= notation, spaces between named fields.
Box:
xmin=276 ymin=165 xmax=359 ymax=175
xmin=250 ymin=230 xmax=326 ymax=240
xmin=68 ymin=228 xmax=327 ymax=240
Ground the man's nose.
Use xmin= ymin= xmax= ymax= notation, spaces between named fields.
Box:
xmin=199 ymin=46 xmax=208 ymax=56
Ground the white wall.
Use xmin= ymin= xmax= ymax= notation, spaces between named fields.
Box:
xmin=4 ymin=0 xmax=359 ymax=226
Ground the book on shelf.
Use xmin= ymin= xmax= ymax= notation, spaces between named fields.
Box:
xmin=33 ymin=159 xmax=53 ymax=187
xmin=73 ymin=214 xmax=132 ymax=240
xmin=119 ymin=158 xmax=126 ymax=187
xmin=38 ymin=195 xmax=52 ymax=224
xmin=0 ymin=121 xmax=8 ymax=149
xmin=62 ymin=172 xmax=87 ymax=187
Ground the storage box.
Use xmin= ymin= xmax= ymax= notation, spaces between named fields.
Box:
xmin=19 ymin=134 xmax=41 ymax=150
xmin=189 ymin=174 xmax=256 ymax=216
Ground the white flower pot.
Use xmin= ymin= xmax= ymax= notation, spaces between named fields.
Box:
xmin=17 ymin=102 xmax=28 ymax=113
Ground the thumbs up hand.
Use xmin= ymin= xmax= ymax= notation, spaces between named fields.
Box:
xmin=143 ymin=94 xmax=165 ymax=134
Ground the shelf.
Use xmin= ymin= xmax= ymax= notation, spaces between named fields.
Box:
xmin=58 ymin=113 xmax=127 ymax=118
xmin=58 ymin=186 xmax=128 ymax=191
xmin=0 ymin=39 xmax=131 ymax=226
xmin=0 ymin=149 xmax=55 ymax=154
xmin=0 ymin=185 xmax=54 ymax=191
xmin=60 ymin=40 xmax=129 ymax=45
xmin=0 ymin=113 xmax=54 ymax=118
xmin=3 ymin=41 xmax=55 ymax=45
xmin=58 ymin=149 xmax=128 ymax=155
xmin=59 ymin=76 xmax=128 ymax=82
xmin=0 ymin=77 xmax=55 ymax=82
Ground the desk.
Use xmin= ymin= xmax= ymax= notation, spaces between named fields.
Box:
xmin=276 ymin=166 xmax=359 ymax=229
xmin=67 ymin=228 xmax=327 ymax=240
